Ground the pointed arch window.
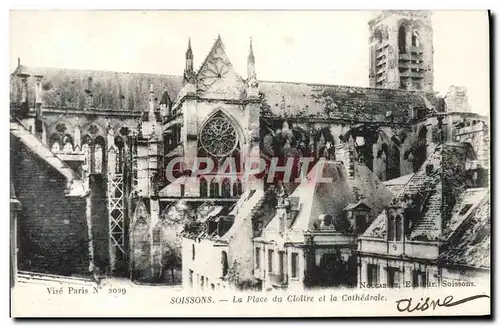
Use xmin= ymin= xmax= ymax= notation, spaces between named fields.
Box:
xmin=395 ymin=215 xmax=403 ymax=241
xmin=62 ymin=134 xmax=74 ymax=153
xmin=115 ymin=136 xmax=125 ymax=174
xmin=398 ymin=24 xmax=407 ymax=54
xmin=233 ymin=179 xmax=242 ymax=197
xmin=221 ymin=178 xmax=231 ymax=198
xmin=388 ymin=215 xmax=395 ymax=241
xmin=200 ymin=177 xmax=208 ymax=198
xmin=210 ymin=179 xmax=219 ymax=198
xmin=93 ymin=136 xmax=106 ymax=174
xmin=50 ymin=134 xmax=61 ymax=153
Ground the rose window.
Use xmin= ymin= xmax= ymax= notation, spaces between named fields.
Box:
xmin=200 ymin=115 xmax=238 ymax=157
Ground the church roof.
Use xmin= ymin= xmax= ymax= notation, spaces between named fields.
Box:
xmin=11 ymin=63 xmax=442 ymax=123
xmin=259 ymin=81 xmax=442 ymax=123
xmin=10 ymin=65 xmax=183 ymax=111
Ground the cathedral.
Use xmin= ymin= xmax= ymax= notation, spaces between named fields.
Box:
xmin=10 ymin=10 xmax=489 ymax=289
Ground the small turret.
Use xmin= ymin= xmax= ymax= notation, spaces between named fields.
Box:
xmin=184 ymin=38 xmax=195 ymax=85
xmin=246 ymin=38 xmax=259 ymax=98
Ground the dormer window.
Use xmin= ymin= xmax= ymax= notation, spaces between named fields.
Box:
xmin=343 ymin=201 xmax=371 ymax=233
xmin=388 ymin=214 xmax=404 ymax=241
xmin=318 ymin=214 xmax=334 ymax=229
xmin=324 ymin=215 xmax=333 ymax=226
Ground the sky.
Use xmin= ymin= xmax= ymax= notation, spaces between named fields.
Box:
xmin=9 ymin=10 xmax=489 ymax=115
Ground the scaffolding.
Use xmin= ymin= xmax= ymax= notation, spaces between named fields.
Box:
xmin=107 ymin=169 xmax=125 ymax=273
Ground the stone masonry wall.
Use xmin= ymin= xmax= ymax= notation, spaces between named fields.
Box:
xmin=11 ymin=138 xmax=90 ymax=276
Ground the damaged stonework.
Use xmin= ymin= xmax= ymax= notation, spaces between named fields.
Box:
xmin=10 ymin=119 xmax=93 ymax=276
xmin=10 ymin=10 xmax=489 ymax=291
xmin=359 ymin=142 xmax=489 ymax=286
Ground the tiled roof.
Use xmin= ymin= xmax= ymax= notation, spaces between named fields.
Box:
xmin=11 ymin=64 xmax=442 ymax=123
xmin=439 ymin=195 xmax=490 ymax=269
xmin=383 ymin=173 xmax=415 ymax=188
xmin=442 ymin=187 xmax=489 ymax=239
xmin=259 ymin=81 xmax=442 ymax=123
xmin=363 ymin=143 xmax=476 ymax=241
xmin=288 ymin=160 xmax=393 ymax=233
xmin=10 ymin=65 xmax=183 ymax=111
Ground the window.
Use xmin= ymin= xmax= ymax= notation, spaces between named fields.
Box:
xmin=388 ymin=215 xmax=395 ymax=241
xmin=278 ymin=251 xmax=285 ymax=277
xmin=387 ymin=267 xmax=400 ymax=288
xmin=395 ymin=215 xmax=403 ymax=241
xmin=192 ymin=244 xmax=195 ymax=261
xmin=233 ymin=180 xmax=243 ymax=196
xmin=412 ymin=30 xmax=420 ymax=47
xmin=291 ymin=253 xmax=298 ymax=278
xmin=180 ymin=184 xmax=185 ymax=197
xmin=200 ymin=178 xmax=208 ymax=197
xmin=268 ymin=250 xmax=274 ymax=273
xmin=255 ymin=247 xmax=261 ymax=269
xmin=356 ymin=214 xmax=366 ymax=233
xmin=323 ymin=215 xmax=333 ymax=227
xmin=388 ymin=215 xmax=403 ymax=241
xmin=221 ymin=251 xmax=229 ymax=277
xmin=200 ymin=113 xmax=238 ymax=157
xmin=93 ymin=136 xmax=105 ymax=174
xmin=210 ymin=180 xmax=219 ymax=198
xmin=367 ymin=264 xmax=379 ymax=285
xmin=412 ymin=270 xmax=428 ymax=288
xmin=221 ymin=178 xmax=231 ymax=198
xmin=398 ymin=25 xmax=407 ymax=54
xmin=51 ymin=141 xmax=61 ymax=153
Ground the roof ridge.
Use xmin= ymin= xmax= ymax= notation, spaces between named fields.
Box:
xmin=260 ymin=79 xmax=439 ymax=95
xmin=13 ymin=64 xmax=184 ymax=79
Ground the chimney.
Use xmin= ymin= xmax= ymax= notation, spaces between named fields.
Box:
xmin=34 ymin=74 xmax=44 ymax=139
xmin=16 ymin=60 xmax=30 ymax=117
xmin=148 ymin=81 xmax=155 ymax=121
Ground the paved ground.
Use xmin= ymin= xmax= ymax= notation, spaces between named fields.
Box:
xmin=15 ymin=270 xmax=183 ymax=290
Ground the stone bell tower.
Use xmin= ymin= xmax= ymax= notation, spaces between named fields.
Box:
xmin=368 ymin=10 xmax=434 ymax=91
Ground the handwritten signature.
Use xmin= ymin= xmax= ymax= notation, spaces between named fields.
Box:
xmin=395 ymin=295 xmax=490 ymax=313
